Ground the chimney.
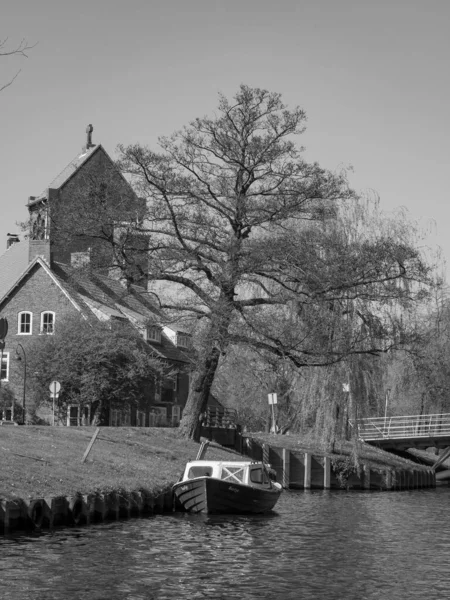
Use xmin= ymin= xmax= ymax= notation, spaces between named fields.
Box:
xmin=28 ymin=240 xmax=51 ymax=264
xmin=6 ymin=233 xmax=19 ymax=249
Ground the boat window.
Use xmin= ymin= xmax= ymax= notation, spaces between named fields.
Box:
xmin=250 ymin=467 xmax=270 ymax=485
xmin=187 ymin=466 xmax=213 ymax=479
xmin=220 ymin=466 xmax=245 ymax=483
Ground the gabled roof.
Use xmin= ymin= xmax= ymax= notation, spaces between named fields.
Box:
xmin=30 ymin=145 xmax=100 ymax=204
xmin=0 ymin=240 xmax=31 ymax=298
xmin=51 ymin=263 xmax=191 ymax=364
xmin=0 ymin=247 xmax=83 ymax=314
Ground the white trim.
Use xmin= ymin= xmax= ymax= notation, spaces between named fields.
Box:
xmin=176 ymin=333 xmax=191 ymax=348
xmin=146 ymin=326 xmax=161 ymax=343
xmin=18 ymin=311 xmax=32 ymax=335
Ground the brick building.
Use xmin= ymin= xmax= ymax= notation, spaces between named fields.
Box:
xmin=0 ymin=127 xmax=192 ymax=426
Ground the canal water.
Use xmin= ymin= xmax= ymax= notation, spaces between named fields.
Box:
xmin=1 ymin=487 xmax=449 ymax=599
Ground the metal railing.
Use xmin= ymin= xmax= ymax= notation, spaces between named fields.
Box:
xmin=202 ymin=406 xmax=237 ymax=428
xmin=356 ymin=413 xmax=450 ymax=441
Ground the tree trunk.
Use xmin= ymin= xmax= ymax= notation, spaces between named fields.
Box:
xmin=178 ymin=345 xmax=222 ymax=440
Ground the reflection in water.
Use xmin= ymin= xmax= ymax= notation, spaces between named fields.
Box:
xmin=1 ymin=488 xmax=449 ymax=599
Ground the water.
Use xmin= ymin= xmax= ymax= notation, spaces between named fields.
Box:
xmin=1 ymin=487 xmax=449 ymax=599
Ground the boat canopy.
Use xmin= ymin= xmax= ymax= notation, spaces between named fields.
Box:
xmin=183 ymin=461 xmax=272 ymax=488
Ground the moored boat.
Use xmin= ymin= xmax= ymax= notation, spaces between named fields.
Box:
xmin=173 ymin=459 xmax=282 ymax=514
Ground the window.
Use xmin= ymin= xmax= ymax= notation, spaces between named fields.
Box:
xmin=187 ymin=466 xmax=213 ymax=479
xmin=41 ymin=311 xmax=55 ymax=334
xmin=18 ymin=311 xmax=32 ymax=335
xmin=172 ymin=404 xmax=181 ymax=426
xmin=110 ymin=408 xmax=131 ymax=427
xmin=250 ymin=467 xmax=270 ymax=485
xmin=146 ymin=326 xmax=161 ymax=343
xmin=220 ymin=466 xmax=245 ymax=484
xmin=176 ymin=333 xmax=191 ymax=348
xmin=1 ymin=352 xmax=9 ymax=381
xmin=136 ymin=410 xmax=146 ymax=427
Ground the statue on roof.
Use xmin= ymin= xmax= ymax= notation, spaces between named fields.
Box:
xmin=86 ymin=124 xmax=94 ymax=149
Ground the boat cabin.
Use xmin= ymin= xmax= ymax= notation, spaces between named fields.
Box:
xmin=182 ymin=460 xmax=273 ymax=488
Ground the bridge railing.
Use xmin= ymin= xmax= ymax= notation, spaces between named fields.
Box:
xmin=356 ymin=413 xmax=450 ymax=441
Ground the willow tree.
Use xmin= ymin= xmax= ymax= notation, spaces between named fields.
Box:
xmin=118 ymin=85 xmax=431 ymax=440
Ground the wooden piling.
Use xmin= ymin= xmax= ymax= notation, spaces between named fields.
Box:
xmin=304 ymin=453 xmax=311 ymax=489
xmin=323 ymin=456 xmax=331 ymax=489
xmin=282 ymin=449 xmax=290 ymax=489
xmin=363 ymin=464 xmax=371 ymax=489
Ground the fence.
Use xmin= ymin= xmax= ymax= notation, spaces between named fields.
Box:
xmin=356 ymin=413 xmax=450 ymax=441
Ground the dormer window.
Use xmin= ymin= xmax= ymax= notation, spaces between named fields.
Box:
xmin=146 ymin=326 xmax=161 ymax=343
xmin=176 ymin=333 xmax=191 ymax=348
xmin=41 ymin=311 xmax=55 ymax=334
xmin=18 ymin=311 xmax=32 ymax=335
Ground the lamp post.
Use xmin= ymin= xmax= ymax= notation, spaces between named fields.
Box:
xmin=15 ymin=344 xmax=27 ymax=425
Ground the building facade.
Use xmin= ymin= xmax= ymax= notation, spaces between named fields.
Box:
xmin=0 ymin=127 xmax=192 ymax=426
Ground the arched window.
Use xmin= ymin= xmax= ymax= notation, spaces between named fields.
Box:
xmin=18 ymin=311 xmax=32 ymax=335
xmin=41 ymin=311 xmax=55 ymax=334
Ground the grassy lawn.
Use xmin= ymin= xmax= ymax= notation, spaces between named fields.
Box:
xmin=0 ymin=426 xmax=428 ymax=502
xmin=0 ymin=426 xmax=241 ymax=501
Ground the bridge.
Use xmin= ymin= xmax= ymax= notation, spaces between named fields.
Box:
xmin=356 ymin=413 xmax=450 ymax=452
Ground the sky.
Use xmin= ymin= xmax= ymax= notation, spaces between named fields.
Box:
xmin=2 ymin=0 xmax=450 ymax=277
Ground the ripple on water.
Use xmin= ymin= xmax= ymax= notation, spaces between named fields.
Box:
xmin=1 ymin=487 xmax=450 ymax=599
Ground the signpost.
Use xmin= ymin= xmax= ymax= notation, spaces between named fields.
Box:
xmin=49 ymin=380 xmax=61 ymax=426
xmin=268 ymin=393 xmax=278 ymax=433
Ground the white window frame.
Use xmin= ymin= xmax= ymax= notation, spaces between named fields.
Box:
xmin=18 ymin=311 xmax=32 ymax=335
xmin=1 ymin=352 xmax=9 ymax=381
xmin=146 ymin=326 xmax=161 ymax=343
xmin=40 ymin=311 xmax=55 ymax=335
xmin=176 ymin=333 xmax=190 ymax=348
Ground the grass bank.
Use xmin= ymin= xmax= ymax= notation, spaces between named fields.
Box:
xmin=0 ymin=426 xmax=431 ymax=503
xmin=0 ymin=426 xmax=240 ymax=501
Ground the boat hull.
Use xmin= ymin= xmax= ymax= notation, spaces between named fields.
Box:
xmin=173 ymin=477 xmax=281 ymax=514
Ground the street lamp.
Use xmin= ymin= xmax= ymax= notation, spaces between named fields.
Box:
xmin=15 ymin=344 xmax=27 ymax=425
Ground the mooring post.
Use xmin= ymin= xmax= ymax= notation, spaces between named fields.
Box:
xmin=304 ymin=453 xmax=311 ymax=489
xmin=363 ymin=464 xmax=371 ymax=489
xmin=282 ymin=448 xmax=290 ymax=488
xmin=323 ymin=456 xmax=331 ymax=489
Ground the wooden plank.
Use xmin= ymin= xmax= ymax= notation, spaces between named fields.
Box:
xmin=82 ymin=428 xmax=100 ymax=463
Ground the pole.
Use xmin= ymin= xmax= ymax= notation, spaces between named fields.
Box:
xmin=384 ymin=389 xmax=391 ymax=431
xmin=16 ymin=344 xmax=27 ymax=424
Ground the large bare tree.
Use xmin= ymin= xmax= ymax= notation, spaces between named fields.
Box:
xmin=117 ymin=85 xmax=431 ymax=439
xmin=1 ymin=38 xmax=34 ymax=93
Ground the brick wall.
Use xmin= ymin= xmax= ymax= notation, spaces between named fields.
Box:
xmin=0 ymin=263 xmax=80 ymax=411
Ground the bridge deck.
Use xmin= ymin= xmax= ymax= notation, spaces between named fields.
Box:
xmin=356 ymin=413 xmax=450 ymax=451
